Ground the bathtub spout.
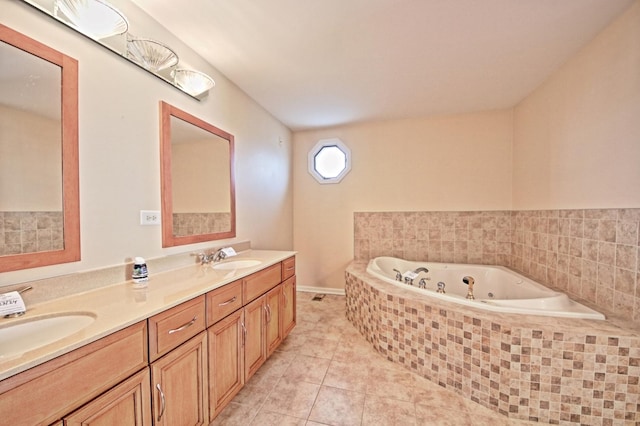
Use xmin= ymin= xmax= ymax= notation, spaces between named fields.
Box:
xmin=414 ymin=267 xmax=429 ymax=274
xmin=463 ymin=276 xmax=475 ymax=300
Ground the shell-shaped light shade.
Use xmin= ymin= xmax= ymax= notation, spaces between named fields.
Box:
xmin=173 ymin=69 xmax=215 ymax=97
xmin=127 ymin=38 xmax=179 ymax=72
xmin=54 ymin=0 xmax=128 ymax=40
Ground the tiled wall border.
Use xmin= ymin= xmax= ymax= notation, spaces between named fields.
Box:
xmin=173 ymin=212 xmax=231 ymax=237
xmin=345 ymin=263 xmax=640 ymax=425
xmin=354 ymin=209 xmax=640 ymax=324
xmin=0 ymin=211 xmax=63 ymax=255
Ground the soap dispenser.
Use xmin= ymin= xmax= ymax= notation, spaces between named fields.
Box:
xmin=132 ymin=257 xmax=149 ymax=287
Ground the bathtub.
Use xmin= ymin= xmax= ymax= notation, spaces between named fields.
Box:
xmin=366 ymin=256 xmax=605 ymax=319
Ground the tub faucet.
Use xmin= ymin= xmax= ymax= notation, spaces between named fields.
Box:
xmin=414 ymin=267 xmax=429 ymax=274
xmin=463 ymin=276 xmax=475 ymax=300
xmin=418 ymin=278 xmax=428 ymax=289
xmin=436 ymin=282 xmax=446 ymax=293
xmin=393 ymin=269 xmax=403 ymax=281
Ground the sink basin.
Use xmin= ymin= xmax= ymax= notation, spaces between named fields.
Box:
xmin=212 ymin=259 xmax=262 ymax=270
xmin=0 ymin=313 xmax=96 ymax=358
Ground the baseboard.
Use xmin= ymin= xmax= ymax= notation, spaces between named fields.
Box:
xmin=297 ymin=285 xmax=345 ymax=296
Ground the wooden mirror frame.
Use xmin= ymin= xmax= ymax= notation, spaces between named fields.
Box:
xmin=0 ymin=24 xmax=80 ymax=272
xmin=159 ymin=101 xmax=236 ymax=247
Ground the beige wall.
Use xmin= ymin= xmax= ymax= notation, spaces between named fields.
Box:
xmin=513 ymin=0 xmax=640 ymax=210
xmin=2 ymin=2 xmax=293 ymax=286
xmin=293 ymin=0 xmax=640 ymax=292
xmin=293 ymin=111 xmax=514 ymax=290
xmin=172 ymin=139 xmax=230 ymax=213
xmin=0 ymin=106 xmax=62 ymax=211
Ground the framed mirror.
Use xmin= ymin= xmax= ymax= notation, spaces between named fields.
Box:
xmin=0 ymin=24 xmax=80 ymax=272
xmin=159 ymin=101 xmax=235 ymax=247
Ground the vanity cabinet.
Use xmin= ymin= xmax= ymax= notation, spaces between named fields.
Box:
xmin=148 ymin=297 xmax=208 ymax=425
xmin=207 ymin=309 xmax=244 ymax=421
xmin=265 ymin=285 xmax=283 ymax=356
xmin=148 ymin=295 xmax=206 ymax=361
xmin=64 ymin=368 xmax=151 ymax=425
xmin=0 ymin=254 xmax=296 ymax=426
xmin=243 ymin=295 xmax=267 ymax=380
xmin=282 ymin=275 xmax=296 ymax=338
xmin=0 ymin=322 xmax=148 ymax=426
xmin=150 ymin=332 xmax=208 ymax=426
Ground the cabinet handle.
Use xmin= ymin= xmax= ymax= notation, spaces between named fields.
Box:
xmin=156 ymin=383 xmax=166 ymax=422
xmin=264 ymin=304 xmax=272 ymax=324
xmin=241 ymin=322 xmax=246 ymax=347
xmin=168 ymin=316 xmax=197 ymax=334
xmin=218 ymin=296 xmax=237 ymax=306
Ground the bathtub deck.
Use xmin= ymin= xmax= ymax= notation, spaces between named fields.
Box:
xmin=346 ymin=261 xmax=640 ymax=425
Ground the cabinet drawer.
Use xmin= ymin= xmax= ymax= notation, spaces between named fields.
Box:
xmin=206 ymin=280 xmax=243 ymax=326
xmin=242 ymin=263 xmax=282 ymax=304
xmin=281 ymin=256 xmax=296 ymax=280
xmin=148 ymin=296 xmax=206 ymax=361
xmin=0 ymin=322 xmax=147 ymax=426
xmin=64 ymin=367 xmax=151 ymax=425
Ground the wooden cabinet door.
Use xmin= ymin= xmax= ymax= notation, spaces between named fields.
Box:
xmin=151 ymin=332 xmax=208 ymax=426
xmin=64 ymin=368 xmax=151 ymax=426
xmin=265 ymin=285 xmax=282 ymax=357
xmin=243 ymin=296 xmax=266 ymax=380
xmin=281 ymin=276 xmax=296 ymax=339
xmin=207 ymin=309 xmax=244 ymax=422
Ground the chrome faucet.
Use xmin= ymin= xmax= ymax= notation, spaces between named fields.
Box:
xmin=192 ymin=249 xmax=227 ymax=265
xmin=393 ymin=269 xmax=403 ymax=281
xmin=436 ymin=282 xmax=446 ymax=293
xmin=414 ymin=267 xmax=429 ymax=274
xmin=211 ymin=249 xmax=227 ymax=263
xmin=463 ymin=276 xmax=475 ymax=300
xmin=418 ymin=278 xmax=428 ymax=289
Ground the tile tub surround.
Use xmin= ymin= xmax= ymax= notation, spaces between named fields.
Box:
xmin=353 ymin=209 xmax=640 ymax=325
xmin=345 ymin=263 xmax=640 ymax=425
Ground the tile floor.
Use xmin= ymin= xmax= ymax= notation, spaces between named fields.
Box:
xmin=213 ymin=293 xmax=544 ymax=425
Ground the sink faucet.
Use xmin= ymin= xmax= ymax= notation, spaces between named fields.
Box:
xmin=463 ymin=276 xmax=475 ymax=300
xmin=211 ymin=249 xmax=227 ymax=263
xmin=192 ymin=249 xmax=228 ymax=265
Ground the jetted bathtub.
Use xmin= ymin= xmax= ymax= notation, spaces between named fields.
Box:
xmin=366 ymin=256 xmax=605 ymax=319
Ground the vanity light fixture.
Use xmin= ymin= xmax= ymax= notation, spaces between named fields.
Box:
xmin=54 ymin=0 xmax=128 ymax=40
xmin=127 ymin=36 xmax=179 ymax=73
xmin=172 ymin=68 xmax=215 ymax=98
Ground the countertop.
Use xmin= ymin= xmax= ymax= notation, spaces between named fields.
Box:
xmin=0 ymin=249 xmax=295 ymax=381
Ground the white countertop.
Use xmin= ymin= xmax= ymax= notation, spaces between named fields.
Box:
xmin=0 ymin=249 xmax=295 ymax=381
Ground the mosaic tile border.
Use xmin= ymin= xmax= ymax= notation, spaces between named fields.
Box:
xmin=0 ymin=211 xmax=63 ymax=255
xmin=345 ymin=263 xmax=640 ymax=425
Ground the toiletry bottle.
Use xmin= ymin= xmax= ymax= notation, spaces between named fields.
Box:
xmin=132 ymin=257 xmax=149 ymax=287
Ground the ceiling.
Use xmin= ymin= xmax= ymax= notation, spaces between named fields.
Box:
xmin=130 ymin=0 xmax=634 ymax=131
